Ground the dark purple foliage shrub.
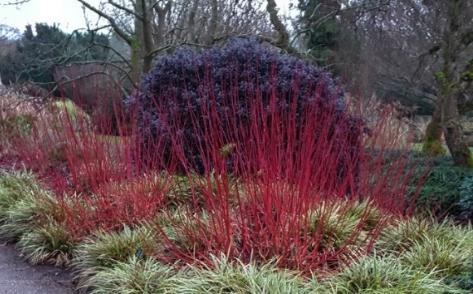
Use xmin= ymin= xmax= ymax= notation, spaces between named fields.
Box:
xmin=131 ymin=38 xmax=363 ymax=175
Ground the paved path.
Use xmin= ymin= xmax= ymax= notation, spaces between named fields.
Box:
xmin=0 ymin=243 xmax=74 ymax=293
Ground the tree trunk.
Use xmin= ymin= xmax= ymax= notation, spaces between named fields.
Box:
xmin=205 ymin=0 xmax=218 ymax=45
xmin=437 ymin=0 xmax=473 ymax=167
xmin=130 ymin=0 xmax=154 ymax=84
xmin=266 ymin=0 xmax=290 ymax=48
xmin=423 ymin=104 xmax=446 ymax=155
xmin=130 ymin=41 xmax=143 ymax=84
xmin=138 ymin=0 xmax=154 ymax=74
xmin=443 ymin=94 xmax=472 ymax=166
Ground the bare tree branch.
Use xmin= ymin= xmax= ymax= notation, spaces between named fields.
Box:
xmin=108 ymin=0 xmax=144 ymax=21
xmin=266 ymin=0 xmax=290 ymax=48
xmin=77 ymin=0 xmax=134 ymax=45
xmin=0 ymin=0 xmax=30 ymax=5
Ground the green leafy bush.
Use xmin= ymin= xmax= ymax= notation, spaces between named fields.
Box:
xmin=0 ymin=23 xmax=109 ymax=89
xmin=410 ymin=157 xmax=473 ymax=219
xmin=459 ymin=175 xmax=473 ymax=220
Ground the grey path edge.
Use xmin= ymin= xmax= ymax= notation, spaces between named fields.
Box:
xmin=0 ymin=243 xmax=74 ymax=294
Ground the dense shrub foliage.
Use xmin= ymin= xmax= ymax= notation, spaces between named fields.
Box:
xmin=459 ymin=175 xmax=473 ymax=220
xmin=409 ymin=156 xmax=473 ymax=221
xmin=131 ymin=38 xmax=362 ymax=173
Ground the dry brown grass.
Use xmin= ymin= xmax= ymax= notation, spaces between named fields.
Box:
xmin=347 ymin=94 xmax=415 ymax=149
xmin=0 ymin=86 xmax=38 ymax=119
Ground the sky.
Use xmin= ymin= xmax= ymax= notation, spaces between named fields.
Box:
xmin=0 ymin=0 xmax=294 ymax=34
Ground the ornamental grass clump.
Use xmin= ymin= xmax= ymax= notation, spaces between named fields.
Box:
xmin=0 ymin=173 xmax=66 ymax=242
xmin=376 ymin=218 xmax=473 ymax=291
xmin=17 ymin=219 xmax=75 ymax=266
xmin=0 ymin=170 xmax=76 ymax=266
xmin=87 ymin=256 xmax=175 ymax=294
xmin=377 ymin=218 xmax=473 ymax=257
xmin=73 ymin=225 xmax=158 ymax=290
xmin=304 ymin=200 xmax=384 ymax=268
xmin=323 ymin=255 xmax=461 ymax=293
xmin=376 ymin=218 xmax=432 ymax=253
xmin=171 ymin=254 xmax=315 ymax=294
xmin=401 ymin=236 xmax=472 ymax=278
xmin=0 ymin=170 xmax=41 ymax=219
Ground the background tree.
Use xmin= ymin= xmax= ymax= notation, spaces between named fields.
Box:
xmin=294 ymin=1 xmax=390 ymax=92
xmin=433 ymin=0 xmax=473 ymax=166
xmin=295 ymin=0 xmax=472 ymax=167
xmin=296 ymin=0 xmax=342 ymax=64
xmin=353 ymin=0 xmax=473 ymax=166
xmin=0 ymin=23 xmax=110 ymax=90
xmin=77 ymin=0 xmax=274 ymax=84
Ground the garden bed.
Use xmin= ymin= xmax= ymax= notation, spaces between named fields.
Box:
xmin=0 ymin=40 xmax=472 ymax=293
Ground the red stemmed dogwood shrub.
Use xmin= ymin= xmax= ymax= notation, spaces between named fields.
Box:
xmin=151 ymin=84 xmax=414 ymax=273
xmin=132 ymin=39 xmax=419 ymax=273
xmin=1 ymin=38 xmax=422 ymax=271
xmin=52 ymin=110 xmax=175 ymax=237
xmin=8 ymin=90 xmax=174 ymax=237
